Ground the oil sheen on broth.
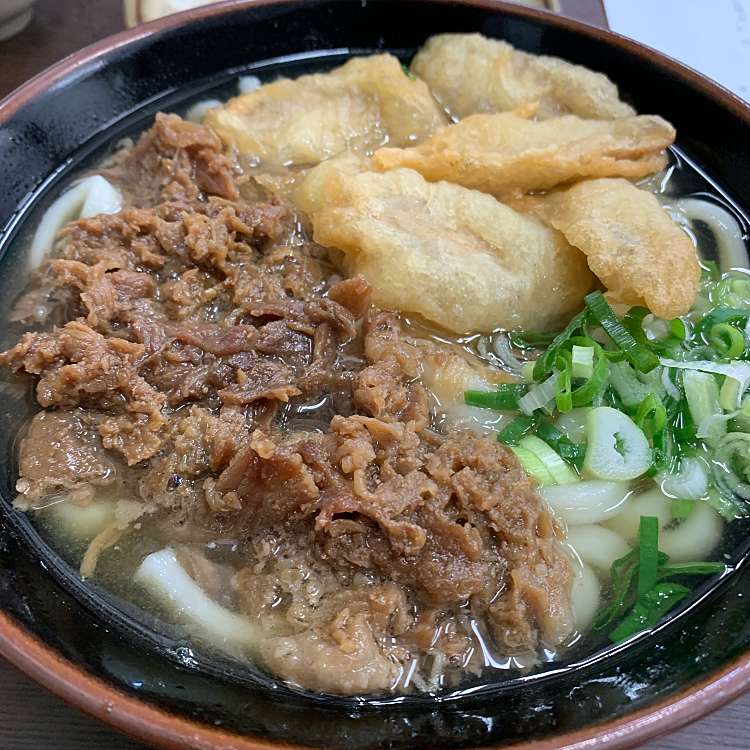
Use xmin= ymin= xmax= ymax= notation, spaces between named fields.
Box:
xmin=0 ymin=36 xmax=746 ymax=697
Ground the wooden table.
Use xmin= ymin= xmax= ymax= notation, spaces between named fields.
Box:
xmin=0 ymin=2 xmax=748 ymax=749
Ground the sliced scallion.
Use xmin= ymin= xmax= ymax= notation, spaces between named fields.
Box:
xmin=637 ymin=516 xmax=660 ymax=596
xmin=572 ymin=345 xmax=594 ymax=379
xmin=682 ymin=369 xmax=724 ymax=443
xmin=518 ymin=435 xmax=578 ymax=485
xmin=709 ymin=322 xmax=745 ymax=358
xmin=583 ymin=407 xmax=652 ymax=481
xmin=532 ymin=310 xmax=587 ymax=381
xmin=510 ymin=446 xmax=556 ymax=486
xmin=663 ymin=358 xmax=750 ymax=409
xmin=608 ymin=583 xmax=691 ymax=643
xmin=585 ymin=291 xmax=659 ymax=373
xmin=671 ymin=499 xmax=695 ymax=519
xmin=658 ymin=561 xmax=726 ymax=577
xmin=497 ymin=414 xmax=537 ymax=446
xmin=518 ymin=372 xmax=558 ymax=415
xmin=536 ymin=422 xmax=586 ymax=471
xmin=464 ymin=384 xmax=528 ymax=411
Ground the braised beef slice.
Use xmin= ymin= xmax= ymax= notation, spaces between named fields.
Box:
xmin=15 ymin=410 xmax=115 ymax=505
xmin=105 ymin=112 xmax=239 ymax=206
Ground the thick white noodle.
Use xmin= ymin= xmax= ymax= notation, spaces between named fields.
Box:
xmin=540 ymin=480 xmax=631 ymax=525
xmin=566 ymin=525 xmax=630 ymax=576
xmin=47 ymin=499 xmax=115 ymax=540
xmin=602 ymin=486 xmax=673 ymax=542
xmin=660 ymin=501 xmax=724 ymax=562
xmin=185 ymin=98 xmax=222 ymax=123
xmin=667 ymin=197 xmax=749 ymax=272
xmin=570 ymin=563 xmax=601 ymax=632
xmin=603 ymin=486 xmax=724 ymax=562
xmin=135 ymin=548 xmax=257 ymax=652
xmin=238 ymin=75 xmax=261 ymax=94
xmin=29 ymin=175 xmax=122 ymax=269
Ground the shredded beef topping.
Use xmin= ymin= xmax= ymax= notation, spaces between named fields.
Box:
xmin=2 ymin=114 xmax=573 ymax=696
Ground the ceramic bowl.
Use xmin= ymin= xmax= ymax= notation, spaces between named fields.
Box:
xmin=1 ymin=2 xmax=750 ymax=748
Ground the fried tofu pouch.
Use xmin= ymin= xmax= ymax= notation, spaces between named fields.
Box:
xmin=523 ymin=178 xmax=700 ymax=318
xmin=373 ymin=112 xmax=675 ymax=199
xmin=295 ymin=161 xmax=594 ymax=334
xmin=205 ymin=54 xmax=448 ymax=169
xmin=411 ymin=33 xmax=634 ymax=121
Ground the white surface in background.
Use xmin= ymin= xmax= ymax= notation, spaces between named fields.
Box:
xmin=604 ymin=0 xmax=750 ymax=103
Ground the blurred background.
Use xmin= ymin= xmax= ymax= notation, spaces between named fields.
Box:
xmin=0 ymin=0 xmax=748 ymax=748
xmin=1 ymin=1 xmax=748 ymax=102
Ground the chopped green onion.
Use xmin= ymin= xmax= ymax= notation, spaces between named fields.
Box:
xmin=635 ymin=394 xmax=670 ymax=472
xmin=518 ymin=435 xmax=578 ymax=485
xmin=532 ymin=310 xmax=587 ymax=381
xmin=608 ymin=361 xmax=655 ymax=409
xmin=719 ymin=376 xmax=741 ymax=412
xmin=622 ymin=307 xmax=650 ymax=346
xmin=706 ymin=486 xmax=747 ymax=520
xmin=519 ymin=372 xmax=558 ymax=415
xmin=570 ymin=341 xmax=610 ymax=407
xmin=521 ymin=361 xmax=536 ymax=383
xmin=682 ymin=369 xmax=724 ymax=443
xmin=635 ymin=395 xmax=667 ymax=436
xmin=510 ymin=446 xmax=556 ymax=486
xmin=572 ymin=345 xmax=594 ymax=379
xmin=709 ymin=322 xmax=745 ymax=358
xmin=700 ymin=308 xmax=749 ymax=340
xmin=536 ymin=422 xmax=586 ymax=471
xmin=555 ymin=358 xmax=573 ymax=413
xmin=660 ymin=458 xmax=709 ymax=500
xmin=608 ymin=583 xmax=691 ymax=643
xmin=659 ymin=561 xmax=726 ymax=577
xmin=669 ymin=318 xmax=687 ymax=340
xmin=671 ymin=499 xmax=695 ymax=519
xmin=583 ymin=407 xmax=652 ymax=481
xmin=672 ymin=399 xmax=698 ymax=446
xmin=592 ymin=548 xmax=640 ymax=631
xmin=464 ymin=384 xmax=528 ymax=411
xmin=637 ymin=516 xmax=660 ymax=596
xmin=712 ymin=432 xmax=750 ymax=506
xmin=585 ymin=291 xmax=659 ymax=373
xmin=663 ymin=358 xmax=750 ymax=409
xmin=497 ymin=414 xmax=537 ymax=446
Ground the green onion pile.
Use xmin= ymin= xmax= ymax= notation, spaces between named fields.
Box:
xmin=465 ymin=264 xmax=750 ymax=641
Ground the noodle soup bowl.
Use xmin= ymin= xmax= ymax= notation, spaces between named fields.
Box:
xmin=1 ymin=1 xmax=750 ymax=748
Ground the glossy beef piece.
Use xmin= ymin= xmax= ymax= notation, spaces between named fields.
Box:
xmin=105 ymin=112 xmax=239 ymax=207
xmin=15 ymin=410 xmax=116 ymax=507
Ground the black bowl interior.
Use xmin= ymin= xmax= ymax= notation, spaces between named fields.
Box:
xmin=1 ymin=1 xmax=750 ymax=747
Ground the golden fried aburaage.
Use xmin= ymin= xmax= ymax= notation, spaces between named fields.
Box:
xmin=205 ymin=54 xmax=447 ymax=170
xmin=520 ymin=178 xmax=700 ymax=319
xmin=411 ymin=33 xmax=635 ymax=120
xmin=296 ymin=160 xmax=594 ymax=333
xmin=373 ymin=111 xmax=674 ymax=199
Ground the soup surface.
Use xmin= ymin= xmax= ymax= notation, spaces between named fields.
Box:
xmin=1 ymin=34 xmax=748 ymax=697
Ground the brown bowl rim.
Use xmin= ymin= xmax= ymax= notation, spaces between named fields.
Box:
xmin=1 ymin=1 xmax=750 ymax=748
